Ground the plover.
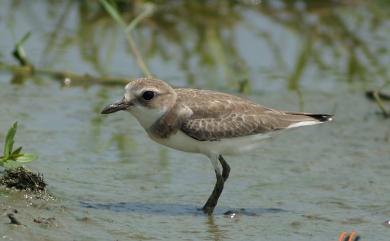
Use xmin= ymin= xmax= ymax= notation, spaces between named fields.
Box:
xmin=101 ymin=78 xmax=333 ymax=214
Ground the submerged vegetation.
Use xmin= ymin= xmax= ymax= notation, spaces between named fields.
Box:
xmin=100 ymin=0 xmax=154 ymax=77
xmin=0 ymin=0 xmax=387 ymax=110
xmin=0 ymin=1 xmax=388 ymax=113
xmin=0 ymin=0 xmax=388 ymax=88
xmin=366 ymin=81 xmax=390 ymax=118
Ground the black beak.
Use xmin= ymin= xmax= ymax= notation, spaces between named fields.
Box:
xmin=101 ymin=99 xmax=130 ymax=114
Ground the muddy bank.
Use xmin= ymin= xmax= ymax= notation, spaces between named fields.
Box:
xmin=1 ymin=168 xmax=55 ymax=228
xmin=0 ymin=167 xmax=46 ymax=191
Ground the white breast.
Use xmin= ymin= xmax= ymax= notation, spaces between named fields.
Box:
xmin=129 ymin=105 xmax=167 ymax=129
xmin=149 ymin=130 xmax=272 ymax=156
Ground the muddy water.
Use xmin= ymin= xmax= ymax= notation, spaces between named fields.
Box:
xmin=1 ymin=1 xmax=390 ymax=241
xmin=1 ymin=82 xmax=389 ymax=240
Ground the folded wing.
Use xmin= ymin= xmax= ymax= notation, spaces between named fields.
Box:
xmin=176 ymin=89 xmax=332 ymax=141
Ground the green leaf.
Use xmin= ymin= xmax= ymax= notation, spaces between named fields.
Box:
xmin=13 ymin=32 xmax=31 ymax=66
xmin=15 ymin=154 xmax=37 ymax=163
xmin=12 ymin=146 xmax=23 ymax=156
xmin=16 ymin=32 xmax=32 ymax=47
xmin=3 ymin=160 xmax=23 ymax=169
xmin=0 ymin=157 xmax=5 ymax=166
xmin=3 ymin=122 xmax=18 ymax=159
xmin=100 ymin=0 xmax=126 ymax=27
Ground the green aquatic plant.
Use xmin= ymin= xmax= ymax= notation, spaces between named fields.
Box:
xmin=12 ymin=31 xmax=31 ymax=67
xmin=0 ymin=122 xmax=37 ymax=169
xmin=369 ymin=80 xmax=390 ymax=118
xmin=100 ymin=0 xmax=154 ymax=77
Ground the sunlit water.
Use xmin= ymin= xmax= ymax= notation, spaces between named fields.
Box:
xmin=1 ymin=1 xmax=390 ymax=241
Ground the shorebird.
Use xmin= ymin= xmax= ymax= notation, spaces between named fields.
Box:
xmin=101 ymin=78 xmax=333 ymax=214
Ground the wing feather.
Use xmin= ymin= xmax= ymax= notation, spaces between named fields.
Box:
xmin=176 ymin=89 xmax=317 ymax=141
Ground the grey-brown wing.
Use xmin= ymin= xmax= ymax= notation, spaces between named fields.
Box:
xmin=176 ymin=88 xmax=328 ymax=141
xmin=181 ymin=112 xmax=284 ymax=141
xmin=175 ymin=89 xmax=285 ymax=141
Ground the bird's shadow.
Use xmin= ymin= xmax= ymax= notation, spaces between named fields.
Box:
xmin=80 ymin=201 xmax=288 ymax=216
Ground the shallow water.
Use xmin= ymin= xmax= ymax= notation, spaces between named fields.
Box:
xmin=1 ymin=1 xmax=390 ymax=241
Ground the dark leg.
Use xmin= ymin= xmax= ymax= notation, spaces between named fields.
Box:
xmin=202 ymin=172 xmax=224 ymax=214
xmin=219 ymin=155 xmax=230 ymax=181
xmin=202 ymin=155 xmax=230 ymax=215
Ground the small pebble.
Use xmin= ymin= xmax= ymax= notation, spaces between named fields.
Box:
xmin=7 ymin=213 xmax=21 ymax=225
xmin=34 ymin=217 xmax=56 ymax=226
xmin=224 ymin=210 xmax=239 ymax=219
xmin=384 ymin=220 xmax=390 ymax=227
xmin=64 ymin=78 xmax=72 ymax=86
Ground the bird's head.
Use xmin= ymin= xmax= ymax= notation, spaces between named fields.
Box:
xmin=101 ymin=78 xmax=177 ymax=128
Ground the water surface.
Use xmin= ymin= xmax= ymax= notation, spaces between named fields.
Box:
xmin=0 ymin=1 xmax=389 ymax=240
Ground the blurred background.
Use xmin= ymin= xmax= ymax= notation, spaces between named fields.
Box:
xmin=0 ymin=1 xmax=389 ymax=241
xmin=1 ymin=0 xmax=388 ymax=90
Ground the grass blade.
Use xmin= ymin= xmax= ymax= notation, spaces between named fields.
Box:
xmin=4 ymin=122 xmax=18 ymax=159
xmin=99 ymin=0 xmax=126 ymax=27
xmin=13 ymin=32 xmax=32 ymax=66
xmin=125 ymin=3 xmax=155 ymax=33
xmin=99 ymin=0 xmax=153 ymax=77
xmin=17 ymin=32 xmax=32 ymax=47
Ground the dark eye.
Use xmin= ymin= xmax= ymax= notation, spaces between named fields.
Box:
xmin=142 ymin=91 xmax=155 ymax=101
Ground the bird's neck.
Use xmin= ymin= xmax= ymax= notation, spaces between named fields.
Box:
xmin=148 ymin=101 xmax=193 ymax=139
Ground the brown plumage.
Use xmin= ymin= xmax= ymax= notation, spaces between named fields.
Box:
xmin=149 ymin=88 xmax=332 ymax=141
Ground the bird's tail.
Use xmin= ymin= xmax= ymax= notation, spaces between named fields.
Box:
xmin=297 ymin=113 xmax=333 ymax=122
xmin=283 ymin=112 xmax=333 ymax=129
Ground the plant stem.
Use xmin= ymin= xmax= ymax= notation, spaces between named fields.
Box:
xmin=124 ymin=33 xmax=152 ymax=77
xmin=0 ymin=61 xmax=131 ymax=86
xmin=125 ymin=3 xmax=155 ymax=33
xmin=100 ymin=0 xmax=153 ymax=77
xmin=373 ymin=80 xmax=390 ymax=118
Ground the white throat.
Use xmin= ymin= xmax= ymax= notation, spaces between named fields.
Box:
xmin=129 ymin=105 xmax=167 ymax=129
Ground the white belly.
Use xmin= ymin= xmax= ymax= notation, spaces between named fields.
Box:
xmin=148 ymin=130 xmax=271 ymax=156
